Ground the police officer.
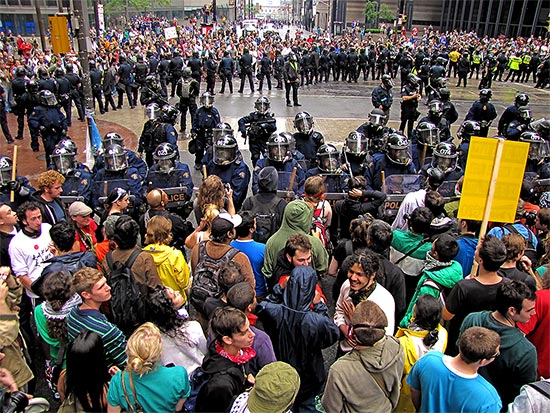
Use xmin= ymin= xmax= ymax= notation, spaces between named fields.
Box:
xmin=169 ymin=49 xmax=184 ymax=98
xmin=439 ymin=88 xmax=459 ymax=125
xmin=357 ymin=48 xmax=368 ymax=81
xmin=283 ymin=53 xmax=301 ymax=107
xmin=258 ymin=52 xmax=273 ymax=92
xmin=274 ymin=50 xmax=285 ymax=89
xmin=305 ymin=143 xmax=349 ymax=193
xmin=292 ymin=111 xmax=324 ymax=166
xmin=0 ymin=86 xmax=13 ymax=143
xmin=466 ymin=88 xmax=498 ymax=137
xmin=520 ymin=131 xmax=549 ymax=174
xmin=0 ymin=155 xmax=34 ymax=207
xmin=372 ymin=74 xmax=394 ymax=117
xmin=50 ymin=139 xmax=92 ymax=205
xmin=37 ymin=66 xmax=56 ymax=92
xmin=366 ymin=132 xmax=415 ymax=191
xmin=218 ymin=51 xmax=235 ymax=94
xmin=146 ymin=142 xmax=194 ymax=202
xmin=10 ymin=66 xmax=28 ymax=140
xmin=498 ymin=92 xmax=529 ymax=135
xmin=147 ymin=51 xmax=159 ymax=74
xmin=28 ymin=90 xmax=67 ymax=166
xmin=138 ymin=104 xmax=179 ymax=167
xmin=238 ymin=48 xmax=255 ymax=93
xmin=470 ymin=50 xmax=483 ymax=79
xmin=116 ymin=56 xmax=136 ymax=109
xmin=90 ymin=61 xmax=105 ymax=114
xmin=205 ymin=52 xmax=218 ymax=95
xmin=91 ymin=143 xmax=143 ymax=210
xmin=177 ymin=68 xmax=199 ymax=134
xmin=340 ymin=131 xmax=370 ymax=177
xmin=456 ymin=120 xmax=481 ymax=169
xmin=252 ymin=132 xmax=305 ymax=195
xmin=206 ymin=135 xmax=251 ymax=210
xmin=423 ymin=142 xmax=464 ymax=182
xmin=140 ymin=75 xmax=168 ymax=107
xmin=479 ymin=54 xmax=497 ymax=90
xmin=504 ymin=106 xmax=533 ymax=141
xmin=418 ymin=100 xmax=451 ymax=142
xmin=319 ymin=48 xmax=330 ymax=83
xmin=399 ymin=73 xmax=422 ymax=138
xmin=133 ymin=55 xmax=149 ymax=93
xmin=158 ymin=52 xmax=171 ymax=98
xmin=187 ymin=51 xmax=203 ymax=87
xmin=53 ymin=67 xmax=72 ymax=125
xmin=412 ymin=121 xmax=440 ymax=170
xmin=94 ymin=132 xmax=148 ymax=182
xmin=356 ymin=108 xmax=394 ymax=163
xmin=346 ymin=47 xmax=359 ymax=83
xmin=238 ymin=97 xmax=277 ymax=167
xmin=191 ymin=92 xmax=221 ymax=170
xmin=65 ymin=63 xmax=85 ymax=121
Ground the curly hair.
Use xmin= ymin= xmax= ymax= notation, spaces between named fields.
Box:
xmin=43 ymin=271 xmax=72 ymax=342
xmin=37 ymin=170 xmax=65 ymax=190
xmin=145 ymin=286 xmax=187 ymax=341
xmin=197 ymin=176 xmax=225 ymax=212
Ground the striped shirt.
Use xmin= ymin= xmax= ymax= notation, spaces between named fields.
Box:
xmin=67 ymin=307 xmax=127 ymax=368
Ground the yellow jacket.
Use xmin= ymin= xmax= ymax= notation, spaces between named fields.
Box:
xmin=143 ymin=243 xmax=190 ymax=302
xmin=395 ymin=325 xmax=448 ymax=412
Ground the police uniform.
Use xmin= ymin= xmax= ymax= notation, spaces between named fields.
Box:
xmin=158 ymin=56 xmax=171 ymax=97
xmin=146 ymin=161 xmax=194 ymax=201
xmin=10 ymin=75 xmax=28 ymax=140
xmin=238 ymin=51 xmax=255 ymax=93
xmin=169 ymin=54 xmax=184 ymax=97
xmin=258 ymin=55 xmax=273 ymax=91
xmin=0 ymin=176 xmax=35 ymax=208
xmin=346 ymin=49 xmax=359 ymax=83
xmin=292 ymin=131 xmax=324 ymax=165
xmin=466 ymin=101 xmax=497 ymax=137
xmin=206 ymin=155 xmax=251 ymax=210
xmin=191 ymin=106 xmax=221 ymax=167
xmin=61 ymin=164 xmax=93 ymax=205
xmin=178 ymin=77 xmax=199 ymax=132
xmin=365 ymin=155 xmax=416 ymax=191
xmin=91 ymin=167 xmax=143 ymax=209
xmin=252 ymin=157 xmax=305 ymax=195
xmin=205 ymin=56 xmax=218 ymax=95
xmin=188 ymin=55 xmax=203 ymax=86
xmin=238 ymin=111 xmax=277 ymax=166
xmin=65 ymin=71 xmax=85 ymax=121
xmin=371 ymin=85 xmax=393 ymax=116
xmin=90 ymin=67 xmax=105 ymax=114
xmin=94 ymin=149 xmax=148 ymax=183
xmin=218 ymin=55 xmax=235 ymax=94
xmin=28 ymin=104 xmax=67 ymax=166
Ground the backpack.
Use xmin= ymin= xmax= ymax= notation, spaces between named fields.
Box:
xmin=502 ymin=223 xmax=538 ymax=267
xmin=249 ymin=196 xmax=284 ymax=244
xmin=190 ymin=242 xmax=240 ymax=314
xmin=180 ymin=80 xmax=191 ymax=99
xmin=312 ymin=201 xmax=333 ymax=254
xmin=140 ymin=120 xmax=167 ymax=153
xmin=105 ymin=249 xmax=147 ymax=336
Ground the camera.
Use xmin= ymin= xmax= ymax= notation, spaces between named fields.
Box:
xmin=523 ymin=210 xmax=537 ymax=227
xmin=1 ymin=391 xmax=29 ymax=413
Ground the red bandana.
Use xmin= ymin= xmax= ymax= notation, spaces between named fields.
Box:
xmin=215 ymin=342 xmax=256 ymax=364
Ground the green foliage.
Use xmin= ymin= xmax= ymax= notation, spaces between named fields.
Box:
xmin=105 ymin=0 xmax=172 ymax=13
xmin=364 ymin=1 xmax=378 ymax=25
xmin=378 ymin=4 xmax=395 ymax=22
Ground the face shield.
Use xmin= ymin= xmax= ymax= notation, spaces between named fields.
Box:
xmin=519 ymin=108 xmax=532 ymax=122
xmin=157 ymin=158 xmax=175 ymax=173
xmin=200 ymin=94 xmax=214 ymax=108
xmin=433 ymin=156 xmax=456 ymax=173
xmin=214 ymin=146 xmax=237 ymax=166
xmin=144 ymin=103 xmax=162 ymax=120
xmin=105 ymin=151 xmax=128 ymax=172
xmin=0 ymin=166 xmax=12 ymax=186
xmin=318 ymin=153 xmax=340 ymax=173
xmin=254 ymin=100 xmax=270 ymax=114
xmin=418 ymin=126 xmax=440 ymax=147
xmin=429 ymin=101 xmax=443 ymax=117
xmin=268 ymin=142 xmax=289 ymax=162
xmin=346 ymin=135 xmax=368 ymax=155
xmin=527 ymin=140 xmax=550 ymax=160
xmin=51 ymin=152 xmax=75 ymax=175
xmin=388 ymin=148 xmax=410 ymax=165
xmin=295 ymin=116 xmax=313 ymax=134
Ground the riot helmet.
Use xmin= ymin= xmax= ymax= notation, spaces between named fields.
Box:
xmin=345 ymin=131 xmax=368 ymax=157
xmin=381 ymin=74 xmax=394 ymax=88
xmin=212 ymin=122 xmax=234 ymax=143
xmin=386 ymin=133 xmax=410 ymax=165
xmin=317 ymin=144 xmax=340 ymax=173
xmin=145 ymin=75 xmax=159 ymax=89
xmin=294 ymin=112 xmax=314 ymax=134
xmin=432 ymin=77 xmax=446 ymax=89
xmin=39 ymin=90 xmax=58 ymax=107
xmin=479 ymin=88 xmax=492 ymax=102
xmin=267 ymin=133 xmax=290 ymax=162
xmin=517 ymin=106 xmax=532 ymax=122
xmin=103 ymin=144 xmax=128 ymax=172
xmin=103 ymin=132 xmax=124 ymax=148
xmin=426 ymin=167 xmax=445 ymax=190
xmin=436 ymin=56 xmax=446 ymax=66
xmin=54 ymin=67 xmax=65 ymax=78
xmin=428 ymin=100 xmax=443 ymax=118
xmin=432 ymin=142 xmax=458 ymax=173
xmin=416 ymin=121 xmax=440 ymax=147
xmin=530 ymin=118 xmax=550 ymax=140
xmin=15 ymin=66 xmax=26 ymax=77
xmin=57 ymin=138 xmax=78 ymax=155
xmin=515 ymin=92 xmax=529 ymax=107
xmin=200 ymin=91 xmax=214 ymax=108
xmin=407 ymin=73 xmax=420 ymax=87
xmin=145 ymin=102 xmax=162 ymax=120
xmin=153 ymin=142 xmax=178 ymax=173
xmin=182 ymin=67 xmax=192 ymax=78
xmin=26 ymin=80 xmax=38 ymax=93
xmin=161 ymin=105 xmax=180 ymax=124
xmin=457 ymin=120 xmax=480 ymax=142
xmin=50 ymin=145 xmax=76 ymax=175
xmin=213 ymin=135 xmax=238 ymax=166
xmin=439 ymin=87 xmax=451 ymax=101
xmin=37 ymin=66 xmax=49 ymax=79
xmin=520 ymin=132 xmax=550 ymax=160
xmin=254 ymin=97 xmax=270 ymax=114
xmin=368 ymin=108 xmax=388 ymax=126
xmin=0 ymin=156 xmax=13 ymax=186
xmin=65 ymin=63 xmax=74 ymax=74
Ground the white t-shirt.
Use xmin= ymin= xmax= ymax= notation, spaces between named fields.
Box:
xmin=9 ymin=223 xmax=53 ymax=298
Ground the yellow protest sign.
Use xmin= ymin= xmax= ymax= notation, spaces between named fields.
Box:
xmin=458 ymin=137 xmax=529 ymax=223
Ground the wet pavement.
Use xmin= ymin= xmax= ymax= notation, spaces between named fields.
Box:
xmin=3 ymin=74 xmax=549 ymax=186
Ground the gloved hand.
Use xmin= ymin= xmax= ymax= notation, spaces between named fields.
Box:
xmin=7 ymin=180 xmax=21 ymax=193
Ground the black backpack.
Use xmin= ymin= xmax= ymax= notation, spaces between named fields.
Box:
xmin=249 ymin=196 xmax=284 ymax=244
xmin=105 ymin=249 xmax=147 ymax=336
xmin=140 ymin=120 xmax=167 ymax=153
xmin=190 ymin=242 xmax=239 ymax=314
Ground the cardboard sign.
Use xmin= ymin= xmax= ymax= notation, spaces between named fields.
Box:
xmin=164 ymin=26 xmax=178 ymax=40
xmin=458 ymin=137 xmax=529 ymax=223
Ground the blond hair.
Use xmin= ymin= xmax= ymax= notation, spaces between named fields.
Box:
xmin=126 ymin=322 xmax=162 ymax=376
xmin=145 ymin=215 xmax=173 ymax=245
xmin=37 ymin=170 xmax=65 ymax=190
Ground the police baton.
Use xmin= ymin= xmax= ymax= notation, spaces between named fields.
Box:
xmin=202 ymin=165 xmax=208 ymax=179
xmin=381 ymin=170 xmax=386 ymax=194
xmin=420 ymin=144 xmax=428 ymax=169
xmin=287 ymin=167 xmax=297 ymax=192
xmin=10 ymin=145 xmax=18 ymax=203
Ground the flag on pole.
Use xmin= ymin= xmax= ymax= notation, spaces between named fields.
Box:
xmin=85 ymin=112 xmax=102 ymax=169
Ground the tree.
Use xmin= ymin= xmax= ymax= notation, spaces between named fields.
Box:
xmin=364 ymin=1 xmax=378 ymax=28
xmin=378 ymin=4 xmax=395 ymax=23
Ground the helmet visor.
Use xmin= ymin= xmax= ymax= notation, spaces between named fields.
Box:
xmin=434 ymin=156 xmax=455 ymax=173
xmin=368 ymin=112 xmax=387 ymax=126
xmin=214 ymin=147 xmax=236 ymax=165
xmin=295 ymin=117 xmax=313 ymax=133
xmin=0 ymin=168 xmax=11 ymax=186
xmin=418 ymin=128 xmax=440 ymax=146
xmin=157 ymin=159 xmax=174 ymax=173
xmin=105 ymin=153 xmax=127 ymax=171
xmin=51 ymin=153 xmax=74 ymax=174
xmin=347 ymin=136 xmax=368 ymax=155
xmin=388 ymin=148 xmax=409 ymax=165
xmin=145 ymin=104 xmax=161 ymax=120
xmin=268 ymin=142 xmax=288 ymax=162
xmin=255 ymin=101 xmax=269 ymax=114
xmin=319 ymin=153 xmax=339 ymax=173
xmin=201 ymin=95 xmax=214 ymax=107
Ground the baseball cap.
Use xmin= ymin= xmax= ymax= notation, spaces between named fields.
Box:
xmin=68 ymin=201 xmax=92 ymax=217
xmin=210 ymin=213 xmax=242 ymax=237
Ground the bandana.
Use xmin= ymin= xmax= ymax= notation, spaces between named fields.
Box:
xmin=42 ymin=293 xmax=82 ymax=320
xmin=215 ymin=342 xmax=256 ymax=365
xmin=424 ymin=251 xmax=453 ymax=272
xmin=348 ymin=280 xmax=377 ymax=307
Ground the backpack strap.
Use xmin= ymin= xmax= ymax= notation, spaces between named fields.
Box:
xmin=394 ymin=238 xmax=428 ymax=265
xmin=125 ymin=249 xmax=143 ymax=269
xmin=370 ymin=370 xmax=391 ymax=399
xmin=526 ymin=381 xmax=550 ymax=399
xmin=105 ymin=250 xmax=114 ymax=272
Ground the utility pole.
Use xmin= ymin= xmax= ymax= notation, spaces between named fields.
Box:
xmin=34 ymin=0 xmax=47 ymax=52
xmin=72 ymin=0 xmax=93 ymax=114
